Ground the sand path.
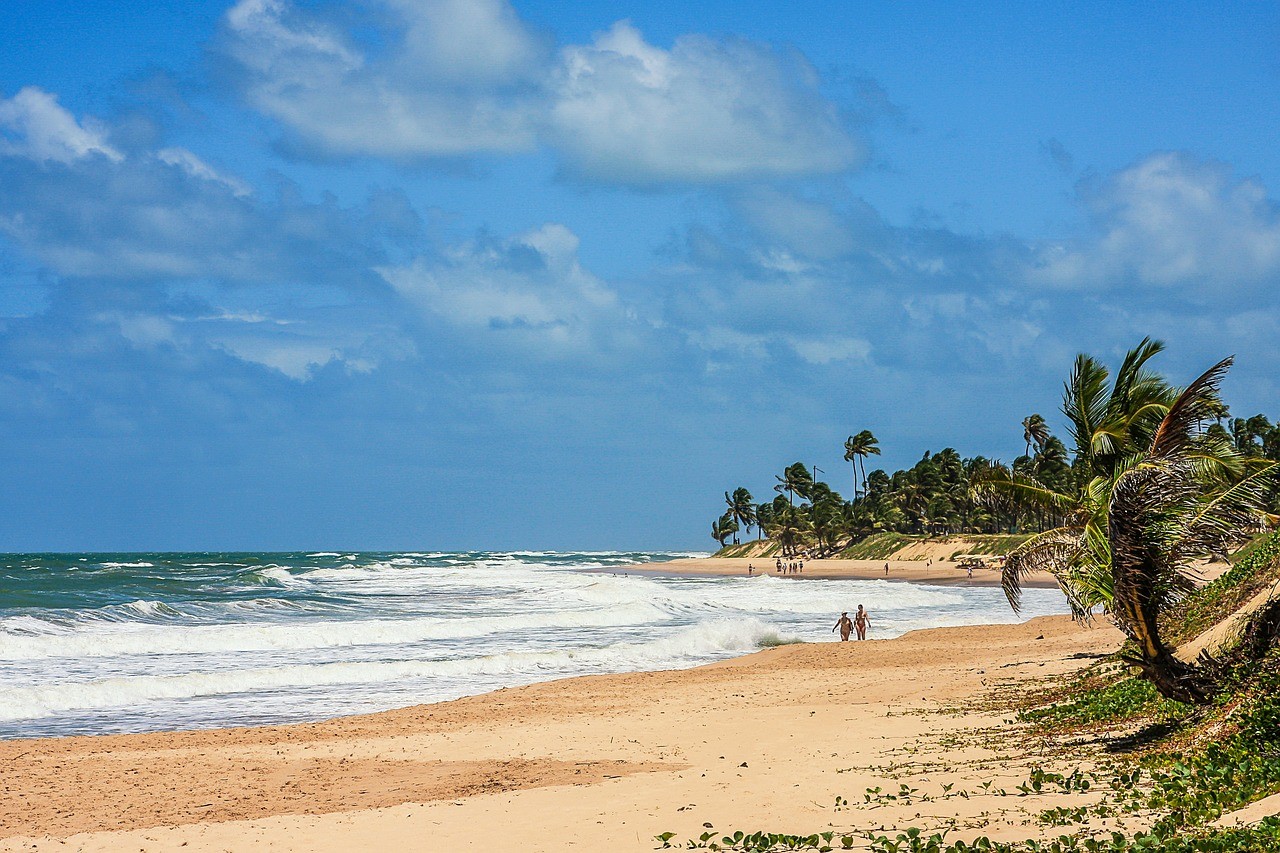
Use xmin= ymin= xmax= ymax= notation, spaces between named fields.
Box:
xmin=0 ymin=615 xmax=1120 ymax=852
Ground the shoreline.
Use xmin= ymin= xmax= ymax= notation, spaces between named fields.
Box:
xmin=0 ymin=613 xmax=1117 ymax=851
xmin=617 ymin=556 xmax=1063 ymax=589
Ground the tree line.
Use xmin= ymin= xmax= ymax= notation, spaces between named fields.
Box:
xmin=712 ymin=340 xmax=1280 ymax=561
xmin=715 ymin=338 xmax=1280 ymax=705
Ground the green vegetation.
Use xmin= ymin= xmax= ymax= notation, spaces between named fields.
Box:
xmin=824 ymin=533 xmax=1031 ymax=561
xmin=986 ymin=340 xmax=1278 ymax=703
xmin=713 ymin=339 xmax=1280 ymax=575
xmin=1168 ymin=530 xmax=1280 ymax=646
xmin=658 ymin=660 xmax=1280 ymax=852
xmin=714 ymin=541 xmax=781 ymax=558
xmin=836 ymin=533 xmax=920 ymax=560
xmin=675 ymin=404 xmax=1280 ymax=852
xmin=1019 ymin=671 xmax=1190 ymax=729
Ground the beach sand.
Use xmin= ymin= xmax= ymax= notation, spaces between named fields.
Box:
xmin=0 ymin=614 xmax=1122 ymax=852
xmin=618 ymin=556 xmax=1062 ymax=588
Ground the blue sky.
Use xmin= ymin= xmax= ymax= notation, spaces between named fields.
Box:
xmin=2 ymin=1 xmax=1279 ymax=550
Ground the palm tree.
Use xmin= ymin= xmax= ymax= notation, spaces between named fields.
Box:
xmin=724 ymin=488 xmax=756 ymax=544
xmin=711 ymin=513 xmax=739 ymax=548
xmin=1062 ymin=336 xmax=1177 ymax=480
xmin=774 ymin=463 xmax=812 ymax=507
xmin=1022 ymin=414 xmax=1050 ymax=458
xmin=771 ymin=504 xmax=813 ymax=557
xmin=754 ymin=502 xmax=774 ymax=541
xmin=844 ymin=431 xmax=881 ymax=499
xmin=996 ymin=353 xmax=1275 ymax=704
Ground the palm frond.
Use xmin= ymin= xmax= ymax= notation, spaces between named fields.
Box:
xmin=1177 ymin=462 xmax=1279 ymax=561
xmin=1001 ymin=527 xmax=1082 ymax=612
xmin=1063 ymin=354 xmax=1111 ymax=461
xmin=1148 ymin=356 xmax=1234 ymax=460
xmin=974 ymin=469 xmax=1078 ymax=516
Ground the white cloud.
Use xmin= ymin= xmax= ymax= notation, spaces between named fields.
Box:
xmin=732 ymin=187 xmax=860 ymax=260
xmin=0 ymin=87 xmax=122 ymax=164
xmin=384 ymin=0 xmax=544 ymax=84
xmin=378 ymin=223 xmax=630 ymax=356
xmin=550 ymin=22 xmax=858 ymax=184
xmin=1030 ymin=153 xmax=1280 ymax=293
xmin=156 ymin=148 xmax=252 ymax=197
xmin=223 ymin=0 xmax=542 ymax=158
xmin=218 ymin=1 xmax=859 ymax=182
xmin=789 ymin=335 xmax=870 ymax=364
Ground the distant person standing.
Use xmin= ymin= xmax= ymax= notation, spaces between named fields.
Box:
xmin=854 ymin=604 xmax=871 ymax=640
xmin=833 ymin=612 xmax=853 ymax=641
xmin=884 ymin=562 xmax=889 ymax=576
xmin=748 ymin=563 xmax=754 ymax=576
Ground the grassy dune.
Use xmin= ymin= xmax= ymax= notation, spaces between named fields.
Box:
xmin=712 ymin=532 xmax=1032 ymax=561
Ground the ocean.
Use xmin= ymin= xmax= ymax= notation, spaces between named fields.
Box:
xmin=0 ymin=551 xmax=1068 ymax=739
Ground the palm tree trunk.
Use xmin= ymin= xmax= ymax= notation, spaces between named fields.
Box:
xmin=1115 ymin=571 xmax=1216 ymax=704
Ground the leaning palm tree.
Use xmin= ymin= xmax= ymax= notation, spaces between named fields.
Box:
xmin=711 ymin=513 xmax=738 ymax=548
xmin=775 ymin=463 xmax=813 ymax=507
xmin=844 ymin=431 xmax=881 ymax=499
xmin=1022 ymin=414 xmax=1050 ymax=459
xmin=998 ymin=355 xmax=1276 ymax=703
xmin=724 ymin=488 xmax=756 ymax=543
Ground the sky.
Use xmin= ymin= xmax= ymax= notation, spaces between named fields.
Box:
xmin=2 ymin=1 xmax=1279 ymax=551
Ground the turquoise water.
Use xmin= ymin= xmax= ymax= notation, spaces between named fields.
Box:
xmin=0 ymin=551 xmax=1067 ymax=739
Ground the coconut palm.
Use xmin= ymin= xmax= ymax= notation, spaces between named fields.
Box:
xmin=724 ymin=488 xmax=756 ymax=544
xmin=711 ymin=513 xmax=739 ymax=548
xmin=771 ymin=504 xmax=813 ymax=557
xmin=1062 ymin=337 xmax=1178 ymax=480
xmin=843 ymin=430 xmax=881 ymax=499
xmin=754 ymin=502 xmax=774 ymax=541
xmin=1022 ymin=414 xmax=1050 ymax=458
xmin=774 ymin=463 xmax=813 ymax=507
xmin=998 ymin=355 xmax=1276 ymax=703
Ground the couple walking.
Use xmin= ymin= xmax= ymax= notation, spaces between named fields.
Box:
xmin=833 ymin=606 xmax=870 ymax=641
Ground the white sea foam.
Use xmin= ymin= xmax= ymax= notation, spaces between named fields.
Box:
xmin=0 ymin=601 xmax=670 ymax=660
xmin=0 ymin=550 xmax=1068 ymax=736
xmin=0 ymin=619 xmax=782 ymax=722
xmin=240 ymin=566 xmax=309 ymax=587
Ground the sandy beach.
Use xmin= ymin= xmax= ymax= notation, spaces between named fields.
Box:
xmin=0 ymin=611 xmax=1120 ymax=852
xmin=618 ymin=556 xmax=1063 ymax=588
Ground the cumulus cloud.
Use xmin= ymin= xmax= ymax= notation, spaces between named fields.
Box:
xmin=216 ymin=0 xmax=859 ymax=183
xmin=222 ymin=0 xmax=543 ymax=158
xmin=549 ymin=22 xmax=858 ymax=183
xmin=0 ymin=94 xmax=421 ymax=382
xmin=1030 ymin=153 xmax=1280 ymax=294
xmin=378 ymin=223 xmax=650 ymax=360
xmin=0 ymin=87 xmax=122 ymax=163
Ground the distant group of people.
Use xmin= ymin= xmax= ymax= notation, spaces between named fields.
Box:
xmin=775 ymin=558 xmax=804 ymax=574
xmin=833 ymin=606 xmax=871 ymax=641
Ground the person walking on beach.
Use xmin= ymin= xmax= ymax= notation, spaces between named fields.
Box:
xmin=854 ymin=605 xmax=870 ymax=640
xmin=884 ymin=562 xmax=889 ymax=576
xmin=833 ymin=612 xmax=853 ymax=641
